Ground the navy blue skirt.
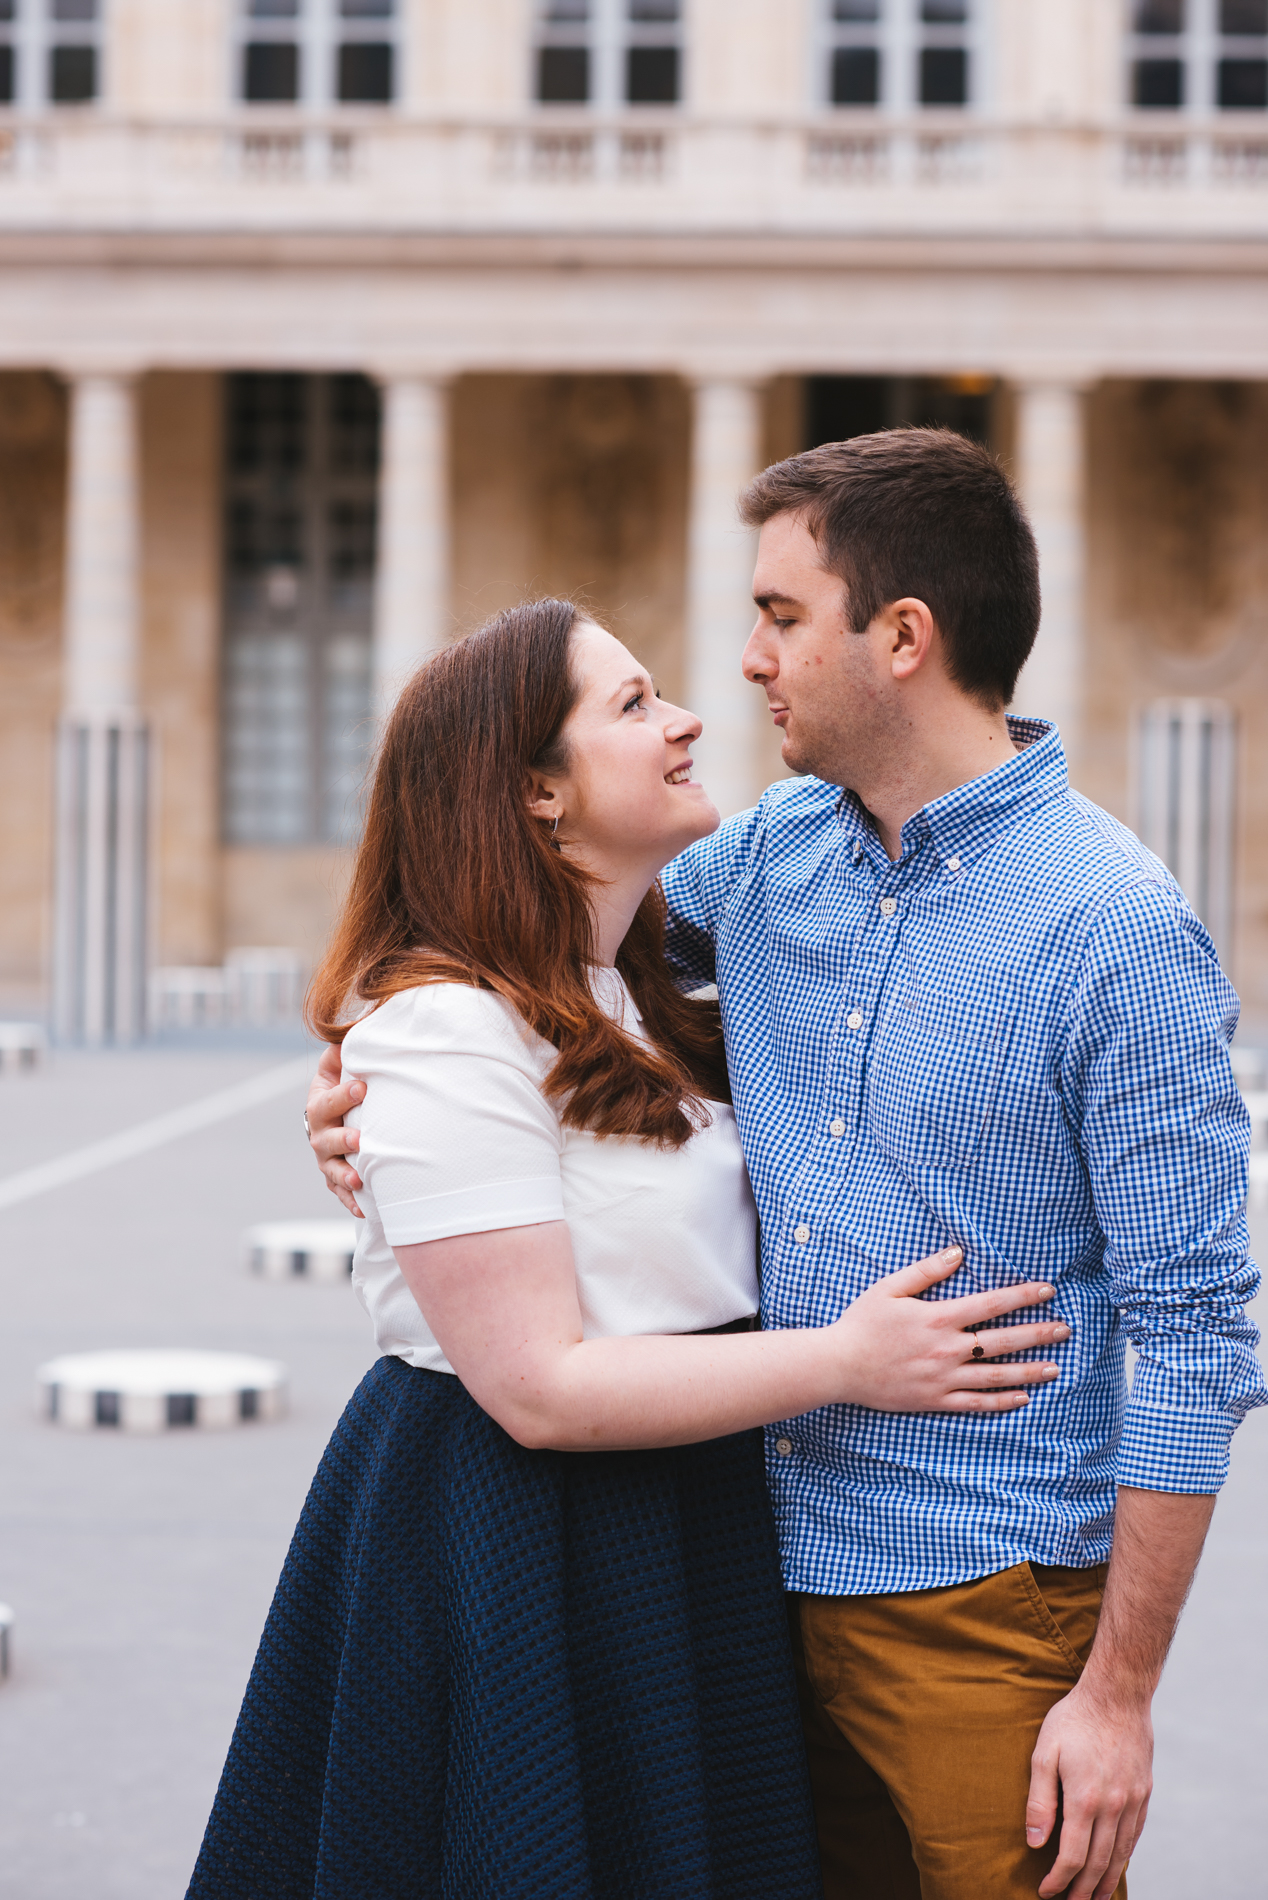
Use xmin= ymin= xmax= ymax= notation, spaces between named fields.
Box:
xmin=187 ymin=1355 xmax=822 ymax=1900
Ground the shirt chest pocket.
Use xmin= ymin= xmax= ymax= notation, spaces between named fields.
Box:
xmin=866 ymin=997 xmax=1009 ymax=1170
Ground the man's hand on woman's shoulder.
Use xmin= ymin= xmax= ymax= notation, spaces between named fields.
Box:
xmin=307 ymin=1042 xmax=365 ymax=1216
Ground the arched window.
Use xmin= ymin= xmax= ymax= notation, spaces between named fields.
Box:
xmin=0 ymin=0 xmax=103 ymax=110
xmin=238 ymin=0 xmax=398 ymax=108
xmin=534 ymin=0 xmax=683 ymax=108
xmin=1128 ymin=1 xmax=1267 ymax=112
xmin=823 ymin=0 xmax=978 ymax=111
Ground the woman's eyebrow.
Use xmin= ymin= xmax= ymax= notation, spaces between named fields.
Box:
xmin=608 ymin=673 xmax=652 ymax=703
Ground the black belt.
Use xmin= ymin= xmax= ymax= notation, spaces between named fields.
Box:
xmin=689 ymin=1314 xmax=760 ymax=1336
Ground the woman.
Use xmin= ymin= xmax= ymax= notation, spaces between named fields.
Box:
xmin=188 ymin=600 xmax=1066 ymax=1900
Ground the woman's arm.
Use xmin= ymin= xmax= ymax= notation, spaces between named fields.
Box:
xmin=395 ymin=1223 xmax=1069 ymax=1452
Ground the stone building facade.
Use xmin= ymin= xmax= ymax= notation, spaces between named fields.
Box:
xmin=0 ymin=0 xmax=1266 ymax=1031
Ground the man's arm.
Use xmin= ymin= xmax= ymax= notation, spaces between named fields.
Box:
xmin=1038 ymin=876 xmax=1266 ymax=1897
xmin=1026 ymin=1486 xmax=1215 ymax=1900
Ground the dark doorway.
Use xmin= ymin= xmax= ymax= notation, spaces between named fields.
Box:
xmin=805 ymin=375 xmax=996 ymax=449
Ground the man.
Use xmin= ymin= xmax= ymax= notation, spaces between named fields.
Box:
xmin=309 ymin=429 xmax=1265 ymax=1899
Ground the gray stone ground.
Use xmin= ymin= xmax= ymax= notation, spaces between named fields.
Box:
xmin=0 ymin=1041 xmax=1264 ymax=1898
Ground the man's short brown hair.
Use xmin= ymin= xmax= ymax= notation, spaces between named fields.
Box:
xmin=739 ymin=428 xmax=1040 ymax=710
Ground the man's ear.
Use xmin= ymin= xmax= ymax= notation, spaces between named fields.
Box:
xmin=888 ymin=597 xmax=937 ymax=683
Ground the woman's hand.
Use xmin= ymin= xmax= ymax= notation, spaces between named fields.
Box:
xmin=306 ymin=1042 xmax=365 ymax=1216
xmin=829 ymin=1246 xmax=1068 ymax=1414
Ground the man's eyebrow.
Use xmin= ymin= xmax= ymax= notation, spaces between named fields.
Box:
xmin=753 ymin=591 xmax=801 ymax=611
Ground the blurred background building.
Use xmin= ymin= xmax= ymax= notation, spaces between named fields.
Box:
xmin=0 ymin=0 xmax=1266 ymax=1038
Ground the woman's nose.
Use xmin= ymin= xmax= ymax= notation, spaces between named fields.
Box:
xmin=665 ymin=702 xmax=703 ymax=741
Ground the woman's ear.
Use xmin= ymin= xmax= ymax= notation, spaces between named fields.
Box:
xmin=525 ymin=774 xmax=561 ymax=825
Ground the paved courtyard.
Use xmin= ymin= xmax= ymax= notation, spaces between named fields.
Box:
xmin=0 ymin=1041 xmax=1264 ymax=1898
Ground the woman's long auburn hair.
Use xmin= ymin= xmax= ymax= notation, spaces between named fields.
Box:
xmin=307 ymin=598 xmax=729 ymax=1146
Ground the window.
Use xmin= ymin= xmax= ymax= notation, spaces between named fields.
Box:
xmin=824 ymin=1 xmax=976 ymax=110
xmin=805 ymin=375 xmax=996 ymax=449
xmin=534 ymin=0 xmax=683 ymax=107
xmin=0 ymin=0 xmax=103 ymax=109
xmin=238 ymin=0 xmax=397 ymax=108
xmin=222 ymin=374 xmax=379 ymax=847
xmin=1128 ymin=0 xmax=1268 ymax=110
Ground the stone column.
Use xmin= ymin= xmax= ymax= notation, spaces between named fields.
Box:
xmin=52 ymin=373 xmax=150 ymax=1046
xmin=373 ymin=374 xmax=451 ymax=715
xmin=1010 ymin=379 xmax=1088 ymax=772
xmin=685 ymin=377 xmax=765 ymax=819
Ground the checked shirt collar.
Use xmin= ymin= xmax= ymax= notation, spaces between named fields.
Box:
xmin=835 ymin=716 xmax=1066 ymax=876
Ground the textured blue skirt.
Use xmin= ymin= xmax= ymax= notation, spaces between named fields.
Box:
xmin=187 ymin=1355 xmax=823 ymax=1900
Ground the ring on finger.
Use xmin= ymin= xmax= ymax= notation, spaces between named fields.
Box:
xmin=971 ymin=1343 xmax=985 ymax=1361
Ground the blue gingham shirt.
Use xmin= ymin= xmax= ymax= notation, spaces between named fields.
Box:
xmin=663 ymin=720 xmax=1266 ymax=1596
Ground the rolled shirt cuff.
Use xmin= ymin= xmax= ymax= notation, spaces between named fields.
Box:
xmin=1113 ymin=1403 xmax=1236 ymax=1494
xmin=379 ymin=1176 xmax=566 ymax=1246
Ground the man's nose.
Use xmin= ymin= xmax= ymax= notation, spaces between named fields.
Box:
xmin=742 ymin=620 xmax=774 ymax=686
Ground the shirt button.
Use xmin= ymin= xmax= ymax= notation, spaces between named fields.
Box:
xmin=829 ymin=1118 xmax=846 ymax=1137
xmin=793 ymin=1224 xmax=810 ymax=1244
xmin=776 ymin=1437 xmax=794 ymax=1456
xmin=852 ymin=841 xmax=862 ymax=861
xmin=946 ymin=856 xmax=961 ymax=873
xmin=846 ymin=1010 xmax=863 ymax=1030
xmin=879 ymin=897 xmax=897 ymax=918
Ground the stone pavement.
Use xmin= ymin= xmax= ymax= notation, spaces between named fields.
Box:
xmin=0 ymin=1042 xmax=1264 ymax=1898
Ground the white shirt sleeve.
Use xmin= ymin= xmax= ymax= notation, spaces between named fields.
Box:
xmin=341 ymin=984 xmax=565 ymax=1247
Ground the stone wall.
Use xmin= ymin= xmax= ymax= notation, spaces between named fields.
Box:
xmin=1084 ymin=379 xmax=1268 ymax=1011
xmin=0 ymin=374 xmax=65 ymax=1009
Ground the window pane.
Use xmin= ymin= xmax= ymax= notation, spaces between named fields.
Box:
xmin=1218 ymin=55 xmax=1268 ymax=102
xmin=0 ymin=1 xmax=15 ymax=21
xmin=341 ymin=0 xmax=394 ymax=14
xmin=50 ymin=44 xmax=95 ymax=101
xmin=626 ymin=44 xmax=678 ymax=102
xmin=832 ymin=46 xmax=880 ymax=104
xmin=228 ymin=373 xmax=307 ymax=473
xmin=243 ymin=40 xmax=299 ymax=101
xmin=247 ymin=0 xmax=300 ymax=15
xmin=542 ymin=1 xmax=588 ymax=18
xmin=322 ymin=637 xmax=372 ymax=844
xmin=628 ymin=0 xmax=679 ymax=18
xmin=537 ymin=44 xmax=589 ymax=101
xmin=1221 ymin=0 xmax=1268 ymax=31
xmin=1133 ymin=0 xmax=1184 ymax=27
xmin=919 ymin=45 xmax=966 ymax=104
xmin=223 ymin=634 xmax=313 ymax=845
xmin=833 ymin=1 xmax=880 ymax=18
xmin=921 ymin=1 xmax=967 ymax=20
xmin=0 ymin=45 xmax=12 ymax=103
xmin=329 ymin=374 xmax=380 ymax=475
xmin=338 ymin=41 xmax=392 ymax=101
xmin=52 ymin=0 xmax=97 ymax=19
xmin=1133 ymin=56 xmax=1184 ymax=105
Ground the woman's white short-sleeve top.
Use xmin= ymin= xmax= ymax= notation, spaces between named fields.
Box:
xmin=341 ymin=971 xmax=758 ymax=1374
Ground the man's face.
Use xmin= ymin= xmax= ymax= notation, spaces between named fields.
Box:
xmin=742 ymin=510 xmax=902 ymax=791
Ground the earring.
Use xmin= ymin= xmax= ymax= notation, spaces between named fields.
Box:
xmin=552 ymin=815 xmax=560 ymax=836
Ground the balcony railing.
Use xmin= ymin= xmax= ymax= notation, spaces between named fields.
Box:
xmin=0 ymin=112 xmax=1264 ymax=237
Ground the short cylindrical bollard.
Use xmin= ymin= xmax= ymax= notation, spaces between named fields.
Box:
xmin=245 ymin=1219 xmax=357 ymax=1284
xmin=0 ymin=1024 xmax=45 ymax=1072
xmin=38 ymin=1350 xmax=287 ymax=1432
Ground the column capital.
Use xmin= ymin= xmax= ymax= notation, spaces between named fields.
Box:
xmin=51 ymin=360 xmax=149 ymax=386
xmin=364 ymin=363 xmax=461 ymax=389
xmin=1004 ymin=368 xmax=1099 ymax=395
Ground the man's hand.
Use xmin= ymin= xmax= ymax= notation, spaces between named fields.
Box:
xmin=306 ymin=1041 xmax=364 ymax=1216
xmin=1027 ymin=1681 xmax=1152 ymax=1899
xmin=1025 ymin=1487 xmax=1216 ymax=1898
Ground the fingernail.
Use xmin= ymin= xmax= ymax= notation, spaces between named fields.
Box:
xmin=1043 ymin=1366 xmax=1059 ymax=1378
xmin=941 ymin=1246 xmax=962 ymax=1261
xmin=1055 ymin=1325 xmax=1071 ymax=1339
xmin=1026 ymin=1829 xmax=1044 ymax=1845
xmin=1036 ymin=1284 xmax=1055 ymax=1296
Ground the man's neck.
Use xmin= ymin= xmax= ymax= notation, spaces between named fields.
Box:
xmin=853 ymin=710 xmax=1020 ymax=862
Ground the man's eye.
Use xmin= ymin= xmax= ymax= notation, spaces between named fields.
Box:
xmin=774 ymin=617 xmax=795 ymax=630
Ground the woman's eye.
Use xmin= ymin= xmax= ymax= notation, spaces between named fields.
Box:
xmin=623 ymin=692 xmax=645 ymax=714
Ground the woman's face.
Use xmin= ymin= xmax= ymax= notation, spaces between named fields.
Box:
xmin=532 ymin=620 xmax=720 ymax=875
